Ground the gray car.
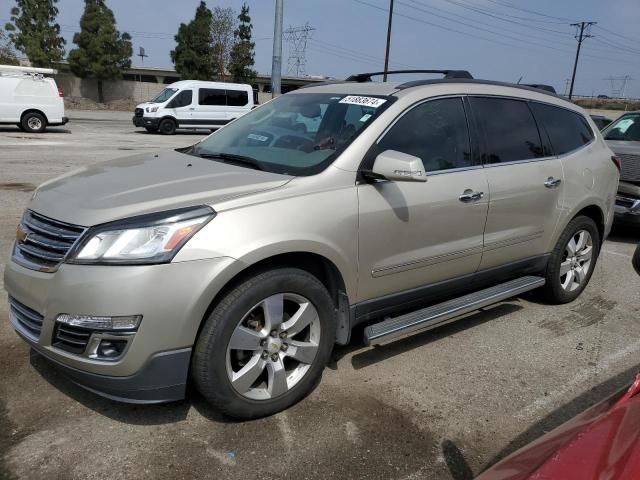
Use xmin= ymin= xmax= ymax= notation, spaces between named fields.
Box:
xmin=4 ymin=75 xmax=619 ymax=418
xmin=602 ymin=111 xmax=640 ymax=225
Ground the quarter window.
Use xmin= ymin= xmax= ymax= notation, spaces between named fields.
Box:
xmin=470 ymin=97 xmax=544 ymax=163
xmin=530 ymin=102 xmax=595 ymax=155
xmin=227 ymin=89 xmax=249 ymax=106
xmin=377 ymin=97 xmax=473 ymax=172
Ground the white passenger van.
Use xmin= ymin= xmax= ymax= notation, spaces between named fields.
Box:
xmin=132 ymin=80 xmax=254 ymax=134
xmin=0 ymin=65 xmax=68 ymax=133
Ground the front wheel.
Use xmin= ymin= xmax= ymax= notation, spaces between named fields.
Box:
xmin=541 ymin=215 xmax=600 ymax=304
xmin=192 ymin=268 xmax=336 ymax=419
xmin=158 ymin=118 xmax=176 ymax=135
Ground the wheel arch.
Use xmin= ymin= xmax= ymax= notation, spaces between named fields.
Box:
xmin=20 ymin=108 xmax=48 ymax=123
xmin=573 ymin=204 xmax=606 ymax=242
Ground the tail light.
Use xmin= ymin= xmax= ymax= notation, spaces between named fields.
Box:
xmin=611 ymin=155 xmax=621 ymax=173
xmin=57 ymin=87 xmax=64 ymax=97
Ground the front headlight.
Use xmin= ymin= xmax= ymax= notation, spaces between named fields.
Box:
xmin=146 ymin=106 xmax=159 ymax=113
xmin=68 ymin=206 xmax=215 ymax=265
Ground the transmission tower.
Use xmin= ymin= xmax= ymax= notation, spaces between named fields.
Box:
xmin=284 ymin=23 xmax=315 ymax=77
xmin=605 ymin=75 xmax=634 ymax=98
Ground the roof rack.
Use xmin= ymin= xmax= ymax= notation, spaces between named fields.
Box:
xmin=521 ymin=84 xmax=557 ymax=94
xmin=395 ymin=78 xmax=562 ymax=99
xmin=345 ymin=69 xmax=473 ymax=82
xmin=0 ymin=64 xmax=57 ymax=75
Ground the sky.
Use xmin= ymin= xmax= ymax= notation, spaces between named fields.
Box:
xmin=2 ymin=0 xmax=640 ymax=97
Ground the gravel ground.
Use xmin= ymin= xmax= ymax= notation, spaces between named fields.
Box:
xmin=0 ymin=110 xmax=639 ymax=480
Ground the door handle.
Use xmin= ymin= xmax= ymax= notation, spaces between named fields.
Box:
xmin=188 ymin=107 xmax=195 ymax=110
xmin=459 ymin=189 xmax=484 ymax=202
xmin=544 ymin=177 xmax=562 ymax=188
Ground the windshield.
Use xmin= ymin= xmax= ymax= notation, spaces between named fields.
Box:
xmin=150 ymin=88 xmax=178 ymax=103
xmin=193 ymin=92 xmax=392 ymax=175
xmin=603 ymin=113 xmax=640 ymax=141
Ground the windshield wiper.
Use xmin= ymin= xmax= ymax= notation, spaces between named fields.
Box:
xmin=194 ymin=151 xmax=264 ymax=171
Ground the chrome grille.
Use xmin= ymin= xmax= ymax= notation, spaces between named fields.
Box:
xmin=53 ymin=324 xmax=92 ymax=355
xmin=8 ymin=296 xmax=44 ymax=341
xmin=619 ymin=153 xmax=640 ymax=182
xmin=13 ymin=210 xmax=85 ymax=272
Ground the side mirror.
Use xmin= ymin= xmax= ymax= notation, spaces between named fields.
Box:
xmin=633 ymin=243 xmax=640 ymax=276
xmin=365 ymin=149 xmax=427 ymax=183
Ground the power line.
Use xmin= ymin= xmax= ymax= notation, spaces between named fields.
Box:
xmin=482 ymin=0 xmax=576 ymax=23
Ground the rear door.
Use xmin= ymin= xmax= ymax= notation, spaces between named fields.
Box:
xmin=468 ymin=96 xmax=564 ymax=270
xmin=357 ymin=96 xmax=489 ymax=302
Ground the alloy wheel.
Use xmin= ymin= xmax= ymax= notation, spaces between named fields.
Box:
xmin=560 ymin=229 xmax=593 ymax=292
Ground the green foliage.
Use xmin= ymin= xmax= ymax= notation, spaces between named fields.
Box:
xmin=210 ymin=6 xmax=236 ymax=80
xmin=228 ymin=3 xmax=256 ymax=84
xmin=0 ymin=29 xmax=19 ymax=65
xmin=68 ymin=0 xmax=132 ymax=102
xmin=4 ymin=0 xmax=65 ymax=67
xmin=171 ymin=1 xmax=216 ymax=80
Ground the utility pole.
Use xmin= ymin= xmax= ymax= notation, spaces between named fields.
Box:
xmin=568 ymin=21 xmax=596 ymax=99
xmin=383 ymin=0 xmax=394 ymax=82
xmin=271 ymin=0 xmax=284 ymax=97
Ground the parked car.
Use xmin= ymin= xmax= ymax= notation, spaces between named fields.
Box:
xmin=132 ymin=80 xmax=254 ymax=134
xmin=5 ymin=70 xmax=618 ymax=419
xmin=590 ymin=114 xmax=612 ymax=130
xmin=0 ymin=64 xmax=68 ymax=133
xmin=478 ymin=243 xmax=640 ymax=480
xmin=602 ymin=112 xmax=640 ymax=225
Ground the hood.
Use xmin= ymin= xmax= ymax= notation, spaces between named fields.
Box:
xmin=606 ymin=140 xmax=640 ymax=182
xmin=30 ymin=150 xmax=292 ymax=226
xmin=135 ymin=102 xmax=153 ymax=110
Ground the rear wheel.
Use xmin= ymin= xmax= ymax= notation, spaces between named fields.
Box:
xmin=21 ymin=112 xmax=47 ymax=133
xmin=192 ymin=268 xmax=336 ymax=419
xmin=541 ymin=215 xmax=600 ymax=303
xmin=158 ymin=118 xmax=176 ymax=135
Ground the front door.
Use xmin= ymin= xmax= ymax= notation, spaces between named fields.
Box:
xmin=166 ymin=89 xmax=193 ymax=127
xmin=468 ymin=96 xmax=564 ymax=270
xmin=357 ymin=97 xmax=489 ymax=303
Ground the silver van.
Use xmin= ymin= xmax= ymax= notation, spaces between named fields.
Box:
xmin=5 ymin=71 xmax=619 ymax=418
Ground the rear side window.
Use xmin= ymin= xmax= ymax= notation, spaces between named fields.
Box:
xmin=167 ymin=89 xmax=192 ymax=108
xmin=199 ymin=88 xmax=226 ymax=106
xmin=227 ymin=89 xmax=249 ymax=106
xmin=530 ymin=103 xmax=594 ymax=155
xmin=470 ymin=97 xmax=544 ymax=164
xmin=377 ymin=97 xmax=473 ymax=172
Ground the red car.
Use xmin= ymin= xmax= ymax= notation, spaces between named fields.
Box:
xmin=478 ymin=244 xmax=640 ymax=480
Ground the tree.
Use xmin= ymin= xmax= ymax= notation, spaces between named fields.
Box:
xmin=0 ymin=29 xmax=19 ymax=65
xmin=228 ymin=3 xmax=256 ymax=84
xmin=171 ymin=1 xmax=215 ymax=80
xmin=67 ymin=0 xmax=132 ymax=103
xmin=210 ymin=6 xmax=236 ymax=80
xmin=4 ymin=0 xmax=65 ymax=67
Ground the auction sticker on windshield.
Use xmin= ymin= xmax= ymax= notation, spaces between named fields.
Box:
xmin=339 ymin=96 xmax=387 ymax=108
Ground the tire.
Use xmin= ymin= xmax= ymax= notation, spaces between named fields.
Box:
xmin=21 ymin=112 xmax=47 ymax=133
xmin=540 ymin=215 xmax=600 ymax=304
xmin=145 ymin=127 xmax=158 ymax=133
xmin=192 ymin=268 xmax=336 ymax=419
xmin=158 ymin=118 xmax=176 ymax=135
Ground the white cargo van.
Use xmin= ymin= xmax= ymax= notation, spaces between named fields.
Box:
xmin=132 ymin=80 xmax=254 ymax=134
xmin=0 ymin=65 xmax=68 ymax=133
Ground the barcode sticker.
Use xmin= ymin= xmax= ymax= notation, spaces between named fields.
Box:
xmin=339 ymin=96 xmax=387 ymax=108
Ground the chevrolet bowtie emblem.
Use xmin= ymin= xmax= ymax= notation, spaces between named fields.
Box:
xmin=16 ymin=224 xmax=28 ymax=242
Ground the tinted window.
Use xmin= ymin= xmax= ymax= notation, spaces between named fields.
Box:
xmin=227 ymin=89 xmax=249 ymax=106
xmin=377 ymin=97 xmax=472 ymax=172
xmin=470 ymin=97 xmax=543 ymax=163
xmin=199 ymin=88 xmax=226 ymax=106
xmin=167 ymin=90 xmax=192 ymax=108
xmin=531 ymin=103 xmax=595 ymax=154
xmin=603 ymin=113 xmax=640 ymax=142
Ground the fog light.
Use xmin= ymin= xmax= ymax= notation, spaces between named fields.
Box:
xmin=56 ymin=314 xmax=141 ymax=331
xmin=97 ymin=339 xmax=128 ymax=358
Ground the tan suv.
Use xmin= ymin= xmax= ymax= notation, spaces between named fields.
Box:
xmin=4 ymin=71 xmax=619 ymax=418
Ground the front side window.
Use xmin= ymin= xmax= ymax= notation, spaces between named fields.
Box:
xmin=470 ymin=97 xmax=544 ymax=163
xmin=150 ymin=88 xmax=177 ymax=103
xmin=199 ymin=88 xmax=226 ymax=106
xmin=376 ymin=97 xmax=473 ymax=172
xmin=192 ymin=93 xmax=393 ymax=176
xmin=603 ymin=113 xmax=640 ymax=142
xmin=530 ymin=102 xmax=594 ymax=155
xmin=167 ymin=90 xmax=192 ymax=108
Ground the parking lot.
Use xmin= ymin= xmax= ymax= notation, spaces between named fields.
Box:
xmin=0 ymin=110 xmax=639 ymax=480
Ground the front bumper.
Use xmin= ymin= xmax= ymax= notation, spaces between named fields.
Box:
xmin=4 ymin=256 xmax=236 ymax=403
xmin=614 ymin=193 xmax=640 ymax=225
xmin=132 ymin=115 xmax=160 ymax=128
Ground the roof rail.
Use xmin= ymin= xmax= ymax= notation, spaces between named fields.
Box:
xmin=0 ymin=64 xmax=57 ymax=75
xmin=345 ymin=69 xmax=473 ymax=82
xmin=396 ymin=78 xmax=562 ymax=99
xmin=522 ymin=84 xmax=557 ymax=94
